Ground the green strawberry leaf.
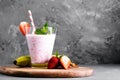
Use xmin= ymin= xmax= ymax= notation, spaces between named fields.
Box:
xmin=55 ymin=51 xmax=59 ymax=57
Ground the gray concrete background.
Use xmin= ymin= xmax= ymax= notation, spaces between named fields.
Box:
xmin=0 ymin=0 xmax=120 ymax=65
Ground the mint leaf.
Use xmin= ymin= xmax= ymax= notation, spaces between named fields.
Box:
xmin=44 ymin=22 xmax=49 ymax=28
xmin=35 ymin=28 xmax=42 ymax=34
xmin=35 ymin=22 xmax=50 ymax=34
xmin=35 ymin=28 xmax=47 ymax=34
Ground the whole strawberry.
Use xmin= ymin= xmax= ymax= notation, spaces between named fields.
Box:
xmin=48 ymin=57 xmax=59 ymax=69
xmin=48 ymin=51 xmax=60 ymax=69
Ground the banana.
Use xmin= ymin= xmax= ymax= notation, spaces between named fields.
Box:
xmin=13 ymin=55 xmax=31 ymax=67
xmin=13 ymin=54 xmax=62 ymax=67
xmin=13 ymin=55 xmax=49 ymax=67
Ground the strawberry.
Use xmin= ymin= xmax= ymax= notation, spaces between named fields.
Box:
xmin=19 ymin=21 xmax=30 ymax=36
xmin=48 ymin=57 xmax=59 ymax=69
xmin=60 ymin=55 xmax=71 ymax=69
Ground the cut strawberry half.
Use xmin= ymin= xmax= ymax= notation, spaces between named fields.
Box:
xmin=19 ymin=21 xmax=30 ymax=36
xmin=60 ymin=55 xmax=71 ymax=69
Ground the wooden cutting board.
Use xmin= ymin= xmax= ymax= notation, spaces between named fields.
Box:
xmin=0 ymin=66 xmax=93 ymax=78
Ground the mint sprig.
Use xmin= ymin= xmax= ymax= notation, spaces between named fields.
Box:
xmin=34 ymin=22 xmax=56 ymax=34
xmin=35 ymin=22 xmax=49 ymax=34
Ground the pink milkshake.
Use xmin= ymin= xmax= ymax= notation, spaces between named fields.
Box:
xmin=26 ymin=34 xmax=56 ymax=64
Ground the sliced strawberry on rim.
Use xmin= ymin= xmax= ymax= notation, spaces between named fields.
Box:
xmin=19 ymin=21 xmax=30 ymax=36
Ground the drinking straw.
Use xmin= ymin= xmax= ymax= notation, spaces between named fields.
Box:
xmin=28 ymin=10 xmax=36 ymax=34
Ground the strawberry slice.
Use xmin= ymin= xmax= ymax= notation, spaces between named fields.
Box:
xmin=19 ymin=21 xmax=30 ymax=36
xmin=48 ymin=57 xmax=59 ymax=69
xmin=60 ymin=55 xmax=71 ymax=69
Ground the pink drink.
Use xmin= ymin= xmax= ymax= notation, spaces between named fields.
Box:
xmin=26 ymin=34 xmax=56 ymax=64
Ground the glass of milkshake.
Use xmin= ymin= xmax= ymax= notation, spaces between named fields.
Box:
xmin=26 ymin=27 xmax=56 ymax=64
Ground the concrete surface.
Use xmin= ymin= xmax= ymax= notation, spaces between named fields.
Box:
xmin=0 ymin=65 xmax=120 ymax=80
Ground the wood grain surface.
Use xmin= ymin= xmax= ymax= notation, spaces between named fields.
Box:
xmin=0 ymin=66 xmax=93 ymax=78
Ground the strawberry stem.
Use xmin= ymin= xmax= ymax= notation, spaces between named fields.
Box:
xmin=56 ymin=51 xmax=59 ymax=57
xmin=54 ymin=50 xmax=59 ymax=58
